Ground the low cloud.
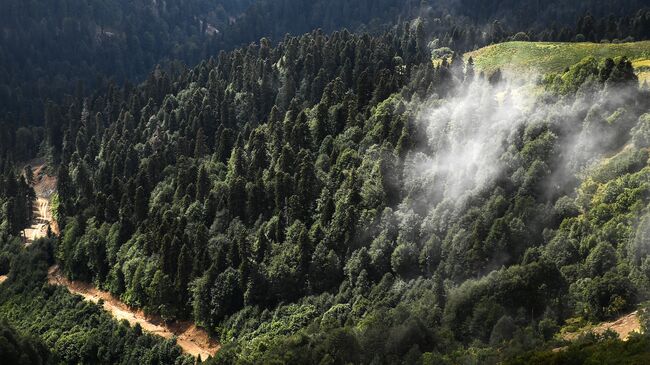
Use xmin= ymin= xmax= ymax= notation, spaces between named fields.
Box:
xmin=401 ymin=72 xmax=641 ymax=239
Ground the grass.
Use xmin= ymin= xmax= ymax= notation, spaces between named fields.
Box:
xmin=464 ymin=41 xmax=650 ymax=83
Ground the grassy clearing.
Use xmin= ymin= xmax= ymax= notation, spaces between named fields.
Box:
xmin=465 ymin=41 xmax=650 ymax=83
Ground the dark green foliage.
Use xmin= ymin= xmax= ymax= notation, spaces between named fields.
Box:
xmin=0 ymin=241 xmax=192 ymax=365
xmin=0 ymin=159 xmax=35 ymax=237
xmin=1 ymin=0 xmax=647 ymax=134
xmin=50 ymin=24 xmax=441 ymax=325
xmin=0 ymin=320 xmax=49 ymax=365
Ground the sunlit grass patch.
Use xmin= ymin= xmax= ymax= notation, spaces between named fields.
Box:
xmin=466 ymin=41 xmax=650 ymax=83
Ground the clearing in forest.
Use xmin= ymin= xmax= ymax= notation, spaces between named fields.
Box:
xmin=465 ymin=41 xmax=650 ymax=83
xmin=561 ymin=311 xmax=642 ymax=342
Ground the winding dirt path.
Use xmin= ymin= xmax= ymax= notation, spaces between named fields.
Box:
xmin=47 ymin=266 xmax=220 ymax=360
xmin=20 ymin=161 xmax=220 ymax=359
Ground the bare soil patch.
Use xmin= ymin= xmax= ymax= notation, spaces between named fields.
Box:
xmin=591 ymin=311 xmax=641 ymax=340
xmin=21 ymin=161 xmax=58 ymax=244
xmin=562 ymin=311 xmax=642 ymax=342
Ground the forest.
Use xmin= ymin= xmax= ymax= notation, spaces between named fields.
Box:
xmin=1 ymin=1 xmax=650 ymax=364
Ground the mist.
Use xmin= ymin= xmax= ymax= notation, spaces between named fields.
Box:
xmin=412 ymin=77 xmax=533 ymax=204
xmin=401 ymin=71 xmax=643 ymax=245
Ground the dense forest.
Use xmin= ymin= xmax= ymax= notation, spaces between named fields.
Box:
xmin=1 ymin=1 xmax=650 ymax=364
xmin=37 ymin=24 xmax=650 ymax=364
xmin=0 ymin=319 xmax=49 ymax=365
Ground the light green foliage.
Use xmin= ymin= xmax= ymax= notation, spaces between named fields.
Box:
xmin=632 ymin=113 xmax=650 ymax=147
xmin=466 ymin=41 xmax=650 ymax=83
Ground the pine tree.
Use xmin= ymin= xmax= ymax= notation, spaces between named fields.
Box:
xmin=134 ymin=186 xmax=148 ymax=221
xmin=195 ymin=165 xmax=210 ymax=201
xmin=465 ymin=56 xmax=475 ymax=83
xmin=194 ymin=128 xmax=207 ymax=158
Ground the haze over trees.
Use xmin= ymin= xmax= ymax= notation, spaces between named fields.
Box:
xmin=0 ymin=1 xmax=650 ymax=364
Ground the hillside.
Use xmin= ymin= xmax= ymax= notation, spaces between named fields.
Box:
xmin=1 ymin=2 xmax=650 ymax=365
xmin=35 ymin=33 xmax=650 ymax=364
xmin=465 ymin=41 xmax=650 ymax=83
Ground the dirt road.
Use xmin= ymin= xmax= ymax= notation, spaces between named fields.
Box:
xmin=0 ymin=275 xmax=7 ymax=284
xmin=47 ymin=266 xmax=219 ymax=360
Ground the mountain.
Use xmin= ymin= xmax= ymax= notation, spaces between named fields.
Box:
xmin=0 ymin=0 xmax=419 ymax=125
xmin=2 ymin=0 xmax=648 ymax=127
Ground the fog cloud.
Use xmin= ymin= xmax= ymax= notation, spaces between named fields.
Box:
xmin=402 ymin=72 xmax=641 ymax=236
xmin=406 ymin=77 xmax=535 ymax=206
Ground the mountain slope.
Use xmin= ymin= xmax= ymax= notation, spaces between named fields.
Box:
xmin=37 ymin=28 xmax=648 ymax=364
xmin=1 ymin=3 xmax=650 ymax=365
